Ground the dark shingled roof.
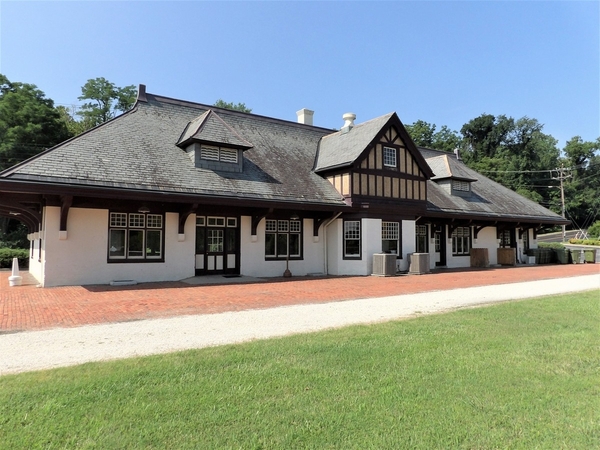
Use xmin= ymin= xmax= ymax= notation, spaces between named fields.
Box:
xmin=177 ymin=110 xmax=253 ymax=149
xmin=2 ymin=93 xmax=348 ymax=208
xmin=426 ymin=152 xmax=477 ymax=182
xmin=314 ymin=113 xmax=394 ymax=172
xmin=419 ymin=147 xmax=568 ymax=224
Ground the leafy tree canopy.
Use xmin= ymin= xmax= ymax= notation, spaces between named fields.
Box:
xmin=213 ymin=99 xmax=252 ymax=113
xmin=77 ymin=77 xmax=136 ymax=127
xmin=0 ymin=74 xmax=70 ymax=171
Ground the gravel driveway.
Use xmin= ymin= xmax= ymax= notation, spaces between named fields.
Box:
xmin=1 ymin=274 xmax=598 ymax=376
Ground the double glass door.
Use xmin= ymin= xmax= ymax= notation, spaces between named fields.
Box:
xmin=195 ymin=216 xmax=239 ymax=275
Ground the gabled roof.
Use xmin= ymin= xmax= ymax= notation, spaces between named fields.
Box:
xmin=426 ymin=152 xmax=477 ymax=182
xmin=419 ymin=147 xmax=568 ymax=224
xmin=314 ymin=113 xmax=394 ymax=172
xmin=1 ymin=92 xmax=348 ymax=208
xmin=176 ymin=110 xmax=253 ymax=149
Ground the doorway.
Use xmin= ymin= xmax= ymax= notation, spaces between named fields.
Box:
xmin=195 ymin=216 xmax=239 ymax=275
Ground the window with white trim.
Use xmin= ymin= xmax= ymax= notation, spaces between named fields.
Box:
xmin=383 ymin=146 xmax=397 ymax=168
xmin=344 ymin=220 xmax=361 ymax=258
xmin=265 ymin=219 xmax=302 ymax=259
xmin=416 ymin=225 xmax=428 ymax=253
xmin=382 ymin=221 xmax=401 ymax=257
xmin=109 ymin=212 xmax=163 ymax=261
xmin=452 ymin=227 xmax=471 ymax=256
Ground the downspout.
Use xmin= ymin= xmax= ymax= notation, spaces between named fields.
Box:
xmin=322 ymin=212 xmax=342 ymax=275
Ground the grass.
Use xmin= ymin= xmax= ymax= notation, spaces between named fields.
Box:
xmin=1 ymin=290 xmax=599 ymax=449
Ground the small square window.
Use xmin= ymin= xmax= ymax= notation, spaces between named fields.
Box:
xmin=278 ymin=220 xmax=289 ymax=232
xmin=129 ymin=213 xmax=145 ymax=228
xmin=147 ymin=214 xmax=163 ymax=228
xmin=196 ymin=216 xmax=206 ymax=226
xmin=227 ymin=217 xmax=237 ymax=227
xmin=265 ymin=220 xmax=277 ymax=232
xmin=289 ymin=220 xmax=301 ymax=233
xmin=110 ymin=212 xmax=127 ymax=228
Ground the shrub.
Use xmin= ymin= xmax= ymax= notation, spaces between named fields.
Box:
xmin=568 ymin=238 xmax=600 ymax=246
xmin=538 ymin=242 xmax=565 ymax=249
xmin=587 ymin=221 xmax=600 ymax=239
xmin=0 ymin=248 xmax=29 ymax=269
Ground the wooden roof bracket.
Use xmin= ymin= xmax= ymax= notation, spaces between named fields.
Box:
xmin=251 ymin=208 xmax=273 ymax=236
xmin=473 ymin=225 xmax=488 ymax=240
xmin=314 ymin=212 xmax=340 ymax=237
xmin=178 ymin=203 xmax=198 ymax=235
xmin=59 ymin=195 xmax=73 ymax=239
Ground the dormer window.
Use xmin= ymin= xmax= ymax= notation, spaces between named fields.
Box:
xmin=383 ymin=146 xmax=397 ymax=168
xmin=452 ymin=180 xmax=470 ymax=192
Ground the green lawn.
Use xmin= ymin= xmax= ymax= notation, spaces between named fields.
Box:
xmin=1 ymin=290 xmax=598 ymax=449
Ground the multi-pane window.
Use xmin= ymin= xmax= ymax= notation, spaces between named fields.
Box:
xmin=265 ymin=219 xmax=301 ymax=259
xmin=499 ymin=229 xmax=512 ymax=248
xmin=344 ymin=220 xmax=361 ymax=258
xmin=109 ymin=212 xmax=163 ymax=261
xmin=383 ymin=146 xmax=397 ymax=167
xmin=382 ymin=221 xmax=401 ymax=256
xmin=452 ymin=227 xmax=471 ymax=256
xmin=434 ymin=230 xmax=441 ymax=252
xmin=415 ymin=225 xmax=428 ymax=253
xmin=522 ymin=229 xmax=529 ymax=251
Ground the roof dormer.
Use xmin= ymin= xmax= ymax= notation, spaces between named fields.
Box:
xmin=426 ymin=153 xmax=477 ymax=197
xmin=177 ymin=110 xmax=253 ymax=173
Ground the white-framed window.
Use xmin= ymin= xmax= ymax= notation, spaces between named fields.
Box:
xmin=382 ymin=221 xmax=401 ymax=256
xmin=109 ymin=212 xmax=163 ymax=261
xmin=416 ymin=225 xmax=428 ymax=253
xmin=265 ymin=219 xmax=302 ymax=259
xmin=499 ymin=229 xmax=512 ymax=248
xmin=383 ymin=146 xmax=397 ymax=167
xmin=344 ymin=220 xmax=361 ymax=258
xmin=196 ymin=216 xmax=205 ymax=226
xmin=452 ymin=227 xmax=471 ymax=256
xmin=207 ymin=217 xmax=226 ymax=227
xmin=452 ymin=180 xmax=470 ymax=192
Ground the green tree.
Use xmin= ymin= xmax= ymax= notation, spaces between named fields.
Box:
xmin=588 ymin=220 xmax=600 ymax=239
xmin=213 ymin=99 xmax=252 ymax=113
xmin=77 ymin=77 xmax=136 ymax=127
xmin=405 ymin=120 xmax=461 ymax=153
xmin=404 ymin=120 xmax=435 ymax=147
xmin=0 ymin=74 xmax=70 ymax=171
xmin=561 ymin=137 xmax=600 ymax=231
xmin=56 ymin=105 xmax=89 ymax=137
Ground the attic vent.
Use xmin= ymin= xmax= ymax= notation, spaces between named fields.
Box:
xmin=201 ymin=146 xmax=219 ymax=161
xmin=452 ymin=180 xmax=470 ymax=192
xmin=342 ymin=113 xmax=356 ymax=130
xmin=220 ymin=148 xmax=238 ymax=163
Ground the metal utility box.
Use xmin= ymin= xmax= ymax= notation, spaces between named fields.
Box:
xmin=408 ymin=253 xmax=430 ymax=275
xmin=372 ymin=253 xmax=397 ymax=277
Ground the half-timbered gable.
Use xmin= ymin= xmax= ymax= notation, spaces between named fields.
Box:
xmin=315 ymin=113 xmax=434 ymax=215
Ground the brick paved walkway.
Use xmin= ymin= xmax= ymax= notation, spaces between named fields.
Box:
xmin=1 ymin=264 xmax=598 ymax=333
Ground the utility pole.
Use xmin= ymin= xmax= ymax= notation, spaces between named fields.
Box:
xmin=552 ymin=166 xmax=571 ymax=242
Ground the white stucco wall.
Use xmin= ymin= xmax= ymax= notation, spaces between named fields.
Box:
xmin=471 ymin=227 xmax=499 ymax=266
xmin=400 ymin=221 xmax=416 ymax=272
xmin=240 ymin=217 xmax=325 ymax=278
xmin=26 ymin=232 xmax=43 ymax=284
xmin=40 ymin=207 xmax=195 ymax=287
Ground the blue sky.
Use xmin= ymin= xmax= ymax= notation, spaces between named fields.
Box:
xmin=1 ymin=1 xmax=598 ymax=148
